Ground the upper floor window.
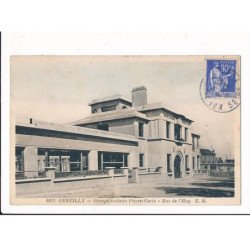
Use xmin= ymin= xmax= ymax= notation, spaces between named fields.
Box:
xmin=139 ymin=122 xmax=144 ymax=137
xmin=101 ymin=105 xmax=116 ymax=112
xmin=192 ymin=137 xmax=195 ymax=150
xmin=97 ymin=123 xmax=109 ymax=131
xmin=166 ymin=121 xmax=171 ymax=139
xmin=174 ymin=124 xmax=181 ymax=141
xmin=185 ymin=128 xmax=188 ymax=142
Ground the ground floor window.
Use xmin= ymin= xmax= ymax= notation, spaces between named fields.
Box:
xmin=185 ymin=155 xmax=189 ymax=171
xmin=98 ymin=152 xmax=128 ymax=170
xmin=167 ymin=154 xmax=172 ymax=172
xmin=139 ymin=153 xmax=144 ymax=167
xmin=38 ymin=148 xmax=88 ymax=172
xmin=192 ymin=156 xmax=195 ymax=170
xmin=197 ymin=155 xmax=200 ymax=170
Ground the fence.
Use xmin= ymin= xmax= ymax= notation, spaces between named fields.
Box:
xmin=55 ymin=170 xmax=109 ymax=179
xmin=16 ymin=167 xmax=129 ymax=196
xmin=15 ymin=170 xmax=47 ymax=180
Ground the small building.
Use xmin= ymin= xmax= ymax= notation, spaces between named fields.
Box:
xmin=200 ymin=149 xmax=216 ymax=164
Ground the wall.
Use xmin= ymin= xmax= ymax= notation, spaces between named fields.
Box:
xmin=16 ymin=133 xmax=137 ymax=154
xmin=147 ymin=138 xmax=196 ymax=179
xmin=138 ymin=172 xmax=166 ymax=183
xmin=16 ymin=175 xmax=128 ymax=196
xmin=91 ymin=99 xmax=131 ymax=113
xmin=84 ymin=118 xmax=136 ymax=136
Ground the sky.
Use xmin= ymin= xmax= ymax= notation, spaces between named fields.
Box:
xmin=11 ymin=56 xmax=239 ymax=159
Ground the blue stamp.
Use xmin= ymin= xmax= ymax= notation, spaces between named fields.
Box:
xmin=206 ymin=59 xmax=237 ymax=98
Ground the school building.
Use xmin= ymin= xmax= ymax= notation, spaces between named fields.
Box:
xmin=15 ymin=86 xmax=201 ymax=181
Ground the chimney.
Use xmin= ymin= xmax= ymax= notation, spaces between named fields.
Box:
xmin=132 ymin=86 xmax=147 ymax=106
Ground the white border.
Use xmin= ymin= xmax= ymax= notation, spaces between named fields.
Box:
xmin=1 ymin=32 xmax=250 ymax=214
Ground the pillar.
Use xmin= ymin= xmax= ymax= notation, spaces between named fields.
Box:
xmin=88 ymin=150 xmax=98 ymax=171
xmin=106 ymin=167 xmax=115 ymax=176
xmin=158 ymin=119 xmax=165 ymax=138
xmin=59 ymin=154 xmax=62 ymax=172
xmin=182 ymin=127 xmax=186 ymax=141
xmin=121 ymin=167 xmax=129 ymax=184
xmin=45 ymin=150 xmax=49 ymax=168
xmin=161 ymin=153 xmax=167 ymax=175
xmin=44 ymin=166 xmax=56 ymax=180
xmin=23 ymin=146 xmax=38 ymax=178
xmin=181 ymin=157 xmax=186 ymax=178
xmin=135 ymin=121 xmax=139 ymax=137
xmin=128 ymin=151 xmax=139 ymax=170
xmin=132 ymin=167 xmax=139 ymax=183
xmin=172 ymin=123 xmax=176 ymax=140
xmin=80 ymin=152 xmax=84 ymax=172
xmin=169 ymin=122 xmax=173 ymax=140
xmin=121 ymin=167 xmax=128 ymax=176
xmin=171 ymin=154 xmax=175 ymax=179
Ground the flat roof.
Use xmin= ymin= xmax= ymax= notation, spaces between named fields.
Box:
xmin=191 ymin=132 xmax=201 ymax=137
xmin=135 ymin=102 xmax=194 ymax=122
xmin=200 ymin=149 xmax=216 ymax=155
xmin=70 ymin=109 xmax=149 ymax=125
xmin=16 ymin=119 xmax=139 ymax=143
xmin=88 ymin=94 xmax=132 ymax=106
xmin=132 ymin=86 xmax=147 ymax=92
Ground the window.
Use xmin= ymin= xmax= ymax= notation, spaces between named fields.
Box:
xmin=192 ymin=137 xmax=195 ymax=150
xmin=139 ymin=154 xmax=144 ymax=167
xmin=192 ymin=157 xmax=195 ymax=169
xmin=167 ymin=154 xmax=171 ymax=172
xmin=97 ymin=123 xmax=109 ymax=131
xmin=101 ymin=105 xmax=116 ymax=112
xmin=98 ymin=152 xmax=128 ymax=170
xmin=124 ymin=154 xmax=128 ymax=167
xmin=205 ymin=156 xmax=209 ymax=163
xmin=185 ymin=155 xmax=189 ymax=171
xmin=185 ymin=128 xmax=188 ymax=142
xmin=197 ymin=138 xmax=199 ymax=148
xmin=197 ymin=155 xmax=200 ymax=170
xmin=174 ymin=124 xmax=181 ymax=140
xmin=139 ymin=122 xmax=144 ymax=137
xmin=166 ymin=122 xmax=171 ymax=139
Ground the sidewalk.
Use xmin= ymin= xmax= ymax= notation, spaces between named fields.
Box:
xmin=18 ymin=177 xmax=234 ymax=198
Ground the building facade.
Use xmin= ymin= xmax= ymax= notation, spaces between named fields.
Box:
xmin=15 ymin=86 xmax=201 ymax=180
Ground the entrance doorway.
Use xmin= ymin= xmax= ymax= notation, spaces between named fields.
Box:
xmin=174 ymin=155 xmax=181 ymax=178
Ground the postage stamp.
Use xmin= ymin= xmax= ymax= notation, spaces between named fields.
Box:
xmin=205 ymin=59 xmax=237 ymax=98
xmin=200 ymin=57 xmax=240 ymax=113
xmin=9 ymin=56 xmax=240 ymax=207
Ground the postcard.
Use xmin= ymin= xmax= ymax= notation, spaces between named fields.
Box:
xmin=10 ymin=55 xmax=240 ymax=206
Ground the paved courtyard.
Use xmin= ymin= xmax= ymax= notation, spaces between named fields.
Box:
xmin=22 ymin=177 xmax=234 ymax=198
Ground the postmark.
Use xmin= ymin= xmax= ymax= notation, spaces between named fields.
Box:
xmin=200 ymin=58 xmax=240 ymax=113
